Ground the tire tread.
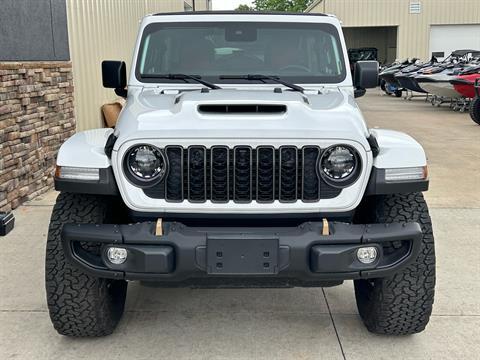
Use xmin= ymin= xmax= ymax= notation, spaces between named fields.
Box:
xmin=45 ymin=193 xmax=127 ymax=337
xmin=354 ymin=193 xmax=435 ymax=335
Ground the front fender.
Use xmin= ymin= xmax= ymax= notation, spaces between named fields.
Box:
xmin=366 ymin=129 xmax=428 ymax=195
xmin=57 ymin=128 xmax=113 ymax=168
xmin=55 ymin=128 xmax=118 ymax=195
xmin=370 ymin=129 xmax=427 ymax=169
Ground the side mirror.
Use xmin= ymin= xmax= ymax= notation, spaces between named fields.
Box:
xmin=353 ymin=61 xmax=379 ymax=98
xmin=102 ymin=61 xmax=127 ymax=97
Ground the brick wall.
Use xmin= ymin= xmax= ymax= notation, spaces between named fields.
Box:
xmin=0 ymin=62 xmax=75 ymax=211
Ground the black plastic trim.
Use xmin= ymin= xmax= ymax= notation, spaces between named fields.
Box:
xmin=256 ymin=146 xmax=275 ymax=203
xmin=366 ymin=167 xmax=429 ymax=195
xmin=61 ymin=220 xmax=422 ymax=284
xmin=104 ymin=133 xmax=117 ymax=158
xmin=128 ymin=211 xmax=355 ymax=223
xmin=233 ymin=146 xmax=253 ymax=203
xmin=279 ymin=146 xmax=298 ymax=202
xmin=0 ymin=212 xmax=15 ymax=236
xmin=54 ymin=167 xmax=119 ymax=195
xmin=187 ymin=145 xmax=208 ymax=203
xmin=367 ymin=135 xmax=380 ymax=157
xmin=301 ymin=145 xmax=321 ymax=202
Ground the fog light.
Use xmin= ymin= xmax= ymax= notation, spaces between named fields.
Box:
xmin=357 ymin=247 xmax=378 ymax=264
xmin=107 ymin=247 xmax=128 ymax=265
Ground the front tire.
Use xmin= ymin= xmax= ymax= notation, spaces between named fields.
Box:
xmin=354 ymin=193 xmax=435 ymax=335
xmin=45 ymin=193 xmax=128 ymax=337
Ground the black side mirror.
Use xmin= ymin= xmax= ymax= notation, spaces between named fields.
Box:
xmin=353 ymin=61 xmax=379 ymax=98
xmin=102 ymin=61 xmax=127 ymax=97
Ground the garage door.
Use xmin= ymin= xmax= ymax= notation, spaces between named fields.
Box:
xmin=430 ymin=25 xmax=480 ymax=60
xmin=343 ymin=26 xmax=397 ymax=64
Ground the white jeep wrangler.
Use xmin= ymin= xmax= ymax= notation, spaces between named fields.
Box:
xmin=46 ymin=11 xmax=435 ymax=337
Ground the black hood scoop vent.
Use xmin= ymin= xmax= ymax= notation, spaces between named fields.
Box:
xmin=198 ymin=104 xmax=287 ymax=114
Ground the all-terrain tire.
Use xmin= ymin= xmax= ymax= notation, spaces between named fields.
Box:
xmin=353 ymin=193 xmax=435 ymax=335
xmin=45 ymin=193 xmax=127 ymax=337
xmin=469 ymin=97 xmax=480 ymax=125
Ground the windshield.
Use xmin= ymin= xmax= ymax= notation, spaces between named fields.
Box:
xmin=135 ymin=22 xmax=347 ymax=84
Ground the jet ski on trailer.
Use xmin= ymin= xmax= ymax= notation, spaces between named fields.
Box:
xmin=415 ymin=50 xmax=480 ymax=99
xmin=450 ymin=61 xmax=480 ymax=99
xmin=379 ymin=59 xmax=416 ymax=97
xmin=394 ymin=56 xmax=438 ymax=94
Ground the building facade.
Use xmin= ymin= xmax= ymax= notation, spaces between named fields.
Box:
xmin=0 ymin=0 xmax=211 ymax=212
xmin=67 ymin=0 xmax=212 ymax=131
xmin=307 ymin=0 xmax=480 ymax=63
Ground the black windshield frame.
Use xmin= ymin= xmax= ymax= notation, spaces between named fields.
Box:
xmin=135 ymin=21 xmax=347 ymax=85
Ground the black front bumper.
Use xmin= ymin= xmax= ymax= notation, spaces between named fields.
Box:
xmin=61 ymin=220 xmax=422 ymax=286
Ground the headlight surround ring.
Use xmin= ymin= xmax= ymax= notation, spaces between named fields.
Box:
xmin=318 ymin=145 xmax=362 ymax=188
xmin=123 ymin=144 xmax=168 ymax=188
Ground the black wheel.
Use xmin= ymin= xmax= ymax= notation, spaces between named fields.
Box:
xmin=353 ymin=193 xmax=435 ymax=335
xmin=380 ymin=80 xmax=386 ymax=92
xmin=394 ymin=89 xmax=403 ymax=98
xmin=469 ymin=97 xmax=480 ymax=125
xmin=45 ymin=193 xmax=128 ymax=337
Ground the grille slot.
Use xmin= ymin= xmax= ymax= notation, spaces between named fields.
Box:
xmin=279 ymin=147 xmax=298 ymax=202
xmin=165 ymin=146 xmax=183 ymax=201
xmin=187 ymin=146 xmax=207 ymax=202
xmin=233 ymin=146 xmax=253 ymax=202
xmin=302 ymin=146 xmax=321 ymax=201
xmin=211 ymin=146 xmax=229 ymax=202
xmin=143 ymin=145 xmax=342 ymax=203
xmin=256 ymin=147 xmax=275 ymax=202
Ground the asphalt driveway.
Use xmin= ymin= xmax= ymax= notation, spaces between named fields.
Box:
xmin=1 ymin=89 xmax=479 ymax=359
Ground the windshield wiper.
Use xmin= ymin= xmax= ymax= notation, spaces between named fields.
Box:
xmin=219 ymin=74 xmax=305 ymax=93
xmin=140 ymin=73 xmax=222 ymax=90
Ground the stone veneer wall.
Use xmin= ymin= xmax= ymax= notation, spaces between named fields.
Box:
xmin=0 ymin=62 xmax=75 ymax=211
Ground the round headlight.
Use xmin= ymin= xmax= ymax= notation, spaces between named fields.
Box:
xmin=320 ymin=145 xmax=360 ymax=186
xmin=125 ymin=145 xmax=167 ymax=185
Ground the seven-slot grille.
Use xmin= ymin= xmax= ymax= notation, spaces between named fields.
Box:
xmin=143 ymin=146 xmax=342 ymax=203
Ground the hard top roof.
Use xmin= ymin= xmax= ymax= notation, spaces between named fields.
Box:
xmin=152 ymin=10 xmax=328 ymax=17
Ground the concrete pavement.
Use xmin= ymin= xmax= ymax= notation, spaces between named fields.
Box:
xmin=1 ymin=89 xmax=479 ymax=359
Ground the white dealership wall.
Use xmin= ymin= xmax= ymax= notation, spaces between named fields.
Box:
xmin=307 ymin=0 xmax=480 ymax=61
xmin=430 ymin=24 xmax=480 ymax=60
xmin=66 ymin=0 xmax=211 ymax=131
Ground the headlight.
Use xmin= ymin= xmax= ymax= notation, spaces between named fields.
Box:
xmin=124 ymin=145 xmax=167 ymax=187
xmin=319 ymin=145 xmax=361 ymax=187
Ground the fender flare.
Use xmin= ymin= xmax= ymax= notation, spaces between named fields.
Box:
xmin=55 ymin=128 xmax=119 ymax=195
xmin=366 ymin=129 xmax=428 ymax=195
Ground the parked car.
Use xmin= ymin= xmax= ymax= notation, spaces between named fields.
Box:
xmin=46 ymin=12 xmax=435 ymax=337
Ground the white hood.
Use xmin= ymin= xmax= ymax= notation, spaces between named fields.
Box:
xmin=114 ymin=88 xmax=370 ymax=150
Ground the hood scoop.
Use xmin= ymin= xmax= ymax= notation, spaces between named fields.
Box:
xmin=198 ymin=104 xmax=287 ymax=114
